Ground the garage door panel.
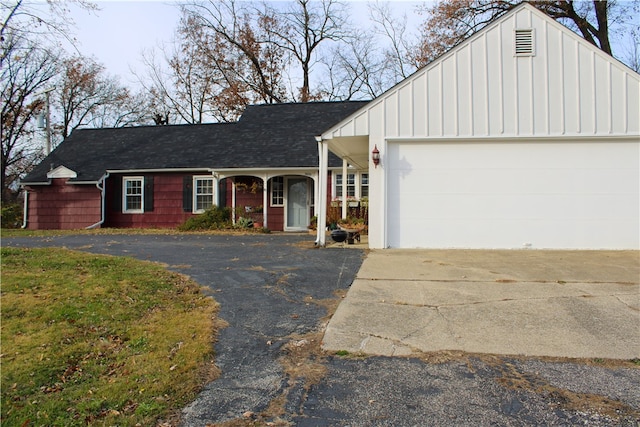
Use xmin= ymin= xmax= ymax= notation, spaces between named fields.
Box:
xmin=386 ymin=141 xmax=639 ymax=248
xmin=394 ymin=194 xmax=636 ymax=221
xmin=392 ymin=217 xmax=637 ymax=249
xmin=392 ymin=163 xmax=636 ymax=196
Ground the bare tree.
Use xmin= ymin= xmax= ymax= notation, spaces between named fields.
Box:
xmin=413 ymin=0 xmax=634 ymax=67
xmin=620 ymin=28 xmax=640 ymax=72
xmin=180 ymin=0 xmax=287 ymax=106
xmin=1 ymin=34 xmax=59 ymax=203
xmin=87 ymin=89 xmax=149 ymax=128
xmin=319 ymin=30 xmax=386 ymax=100
xmin=180 ymin=0 xmax=350 ymax=104
xmin=368 ymin=1 xmax=417 ymax=80
xmin=1 ymin=0 xmax=96 ymax=67
xmin=56 ymin=56 xmax=142 ymax=138
xmin=135 ymin=11 xmax=266 ymax=124
xmin=264 ymin=0 xmax=350 ymax=101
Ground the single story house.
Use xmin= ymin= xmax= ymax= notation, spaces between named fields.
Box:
xmin=20 ymin=101 xmax=368 ymax=232
xmin=316 ymin=3 xmax=639 ymax=249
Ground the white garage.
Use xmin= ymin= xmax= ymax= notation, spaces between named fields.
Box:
xmin=318 ymin=3 xmax=640 ymax=249
xmin=386 ymin=141 xmax=639 ymax=249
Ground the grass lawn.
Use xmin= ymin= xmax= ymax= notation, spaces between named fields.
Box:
xmin=1 ymin=247 xmax=220 ymax=426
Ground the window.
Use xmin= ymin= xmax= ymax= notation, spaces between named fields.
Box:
xmin=360 ymin=173 xmax=369 ymax=198
xmin=271 ymin=176 xmax=284 ymax=206
xmin=335 ymin=173 xmax=356 ymax=198
xmin=515 ymin=29 xmax=534 ymax=56
xmin=194 ymin=177 xmax=214 ymax=213
xmin=123 ymin=177 xmax=143 ymax=213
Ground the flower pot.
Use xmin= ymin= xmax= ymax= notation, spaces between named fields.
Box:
xmin=253 ymin=222 xmax=263 ymax=228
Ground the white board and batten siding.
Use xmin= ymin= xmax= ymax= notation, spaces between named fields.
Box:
xmin=323 ymin=3 xmax=640 ymax=249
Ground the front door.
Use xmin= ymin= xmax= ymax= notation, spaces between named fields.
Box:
xmin=286 ymin=178 xmax=309 ymax=230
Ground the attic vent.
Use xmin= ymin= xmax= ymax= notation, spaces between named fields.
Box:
xmin=515 ymin=29 xmax=534 ymax=56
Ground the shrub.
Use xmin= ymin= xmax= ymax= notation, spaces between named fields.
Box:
xmin=1 ymin=203 xmax=23 ymax=229
xmin=234 ymin=216 xmax=253 ymax=229
xmin=178 ymin=206 xmax=232 ymax=231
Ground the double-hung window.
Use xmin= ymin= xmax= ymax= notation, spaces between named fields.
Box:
xmin=335 ymin=173 xmax=356 ymax=198
xmin=360 ymin=173 xmax=369 ymax=198
xmin=271 ymin=176 xmax=284 ymax=206
xmin=194 ymin=177 xmax=214 ymax=213
xmin=123 ymin=177 xmax=144 ymax=213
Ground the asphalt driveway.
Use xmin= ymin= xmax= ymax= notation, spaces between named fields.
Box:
xmin=3 ymin=234 xmax=639 ymax=426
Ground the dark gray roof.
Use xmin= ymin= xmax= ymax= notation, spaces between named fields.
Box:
xmin=22 ymin=101 xmax=368 ymax=183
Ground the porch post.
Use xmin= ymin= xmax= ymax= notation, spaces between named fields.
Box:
xmin=231 ymin=178 xmax=236 ymax=225
xmin=316 ymin=136 xmax=328 ymax=246
xmin=341 ymin=158 xmax=348 ymax=219
xmin=262 ymin=175 xmax=268 ymax=227
xmin=212 ymin=172 xmax=219 ymax=207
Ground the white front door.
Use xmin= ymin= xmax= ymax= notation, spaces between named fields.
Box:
xmin=286 ymin=178 xmax=309 ymax=230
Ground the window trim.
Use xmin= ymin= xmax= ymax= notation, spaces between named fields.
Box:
xmin=334 ymin=172 xmax=368 ymax=200
xmin=271 ymin=176 xmax=284 ymax=207
xmin=360 ymin=173 xmax=369 ymax=198
xmin=123 ymin=176 xmax=144 ymax=213
xmin=193 ymin=176 xmax=215 ymax=213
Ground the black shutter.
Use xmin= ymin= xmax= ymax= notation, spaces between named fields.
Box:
xmin=111 ymin=176 xmax=122 ymax=212
xmin=144 ymin=176 xmax=154 ymax=212
xmin=183 ymin=175 xmax=193 ymax=212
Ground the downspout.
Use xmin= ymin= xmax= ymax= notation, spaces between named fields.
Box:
xmin=21 ymin=189 xmax=28 ymax=229
xmin=86 ymin=172 xmax=109 ymax=229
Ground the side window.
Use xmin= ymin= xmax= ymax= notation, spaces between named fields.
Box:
xmin=335 ymin=173 xmax=356 ymax=198
xmin=193 ymin=177 xmax=214 ymax=213
xmin=271 ymin=176 xmax=284 ymax=206
xmin=360 ymin=173 xmax=369 ymax=198
xmin=123 ymin=177 xmax=143 ymax=213
xmin=346 ymin=173 xmax=356 ymax=197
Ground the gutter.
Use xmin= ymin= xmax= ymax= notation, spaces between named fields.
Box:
xmin=86 ymin=172 xmax=109 ymax=229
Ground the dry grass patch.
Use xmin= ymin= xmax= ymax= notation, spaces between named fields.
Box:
xmin=1 ymin=247 xmax=220 ymax=426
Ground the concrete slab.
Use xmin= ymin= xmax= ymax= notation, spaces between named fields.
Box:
xmin=323 ymin=250 xmax=640 ymax=359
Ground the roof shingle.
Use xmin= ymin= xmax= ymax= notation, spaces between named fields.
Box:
xmin=22 ymin=101 xmax=368 ymax=183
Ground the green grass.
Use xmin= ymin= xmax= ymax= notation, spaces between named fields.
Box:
xmin=1 ymin=247 xmax=219 ymax=426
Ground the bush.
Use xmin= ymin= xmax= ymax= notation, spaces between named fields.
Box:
xmin=1 ymin=203 xmax=23 ymax=229
xmin=234 ymin=216 xmax=253 ymax=229
xmin=178 ymin=206 xmax=232 ymax=231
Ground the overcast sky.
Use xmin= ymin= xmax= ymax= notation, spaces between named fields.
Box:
xmin=62 ymin=0 xmax=639 ymax=89
xmin=66 ymin=1 xmax=183 ymax=86
xmin=64 ymin=0 xmax=423 ymax=88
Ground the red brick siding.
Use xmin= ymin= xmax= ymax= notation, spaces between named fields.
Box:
xmin=25 ymin=179 xmax=101 ymax=229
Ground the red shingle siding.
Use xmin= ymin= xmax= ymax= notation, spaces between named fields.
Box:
xmin=26 ymin=179 xmax=101 ymax=229
xmin=106 ymin=173 xmax=193 ymax=228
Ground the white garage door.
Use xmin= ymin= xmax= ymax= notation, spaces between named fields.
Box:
xmin=386 ymin=141 xmax=639 ymax=249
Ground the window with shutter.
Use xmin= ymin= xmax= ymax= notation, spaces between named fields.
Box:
xmin=123 ymin=177 xmax=144 ymax=213
xmin=193 ymin=176 xmax=215 ymax=213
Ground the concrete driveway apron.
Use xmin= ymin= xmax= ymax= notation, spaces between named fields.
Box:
xmin=323 ymin=249 xmax=640 ymax=359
